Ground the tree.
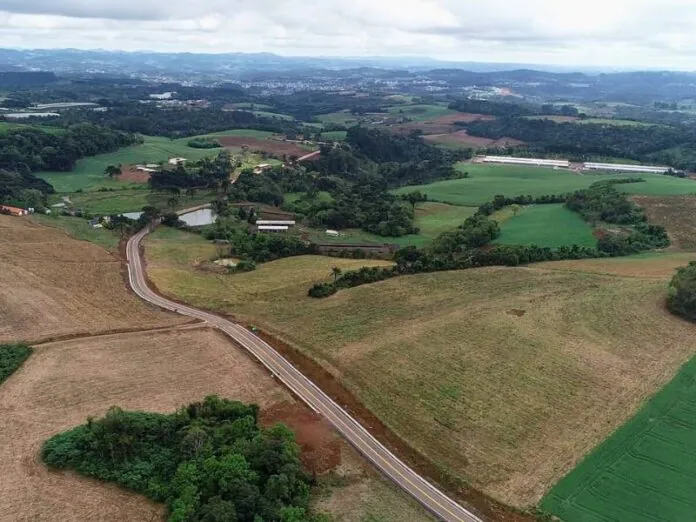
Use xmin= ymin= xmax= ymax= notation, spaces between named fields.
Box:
xmin=400 ymin=190 xmax=427 ymax=212
xmin=331 ymin=267 xmax=342 ymax=282
xmin=667 ymin=262 xmax=696 ymax=322
xmin=510 ymin=204 xmax=522 ymax=216
xmin=104 ymin=164 xmax=122 ymax=178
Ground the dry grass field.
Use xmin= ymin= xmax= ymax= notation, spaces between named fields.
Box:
xmin=0 ymin=218 xmax=430 ymax=522
xmin=0 ymin=216 xmax=184 ymax=343
xmin=633 ymin=195 xmax=696 ymax=251
xmin=0 ymin=327 xmax=431 ymax=522
xmin=146 ymin=230 xmax=696 ymax=508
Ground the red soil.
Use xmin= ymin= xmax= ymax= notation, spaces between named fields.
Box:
xmin=118 ymin=166 xmax=151 ymax=183
xmin=260 ymin=402 xmax=342 ymax=475
xmin=430 ymin=112 xmax=496 ymax=124
xmin=216 ymin=136 xmax=310 ymax=157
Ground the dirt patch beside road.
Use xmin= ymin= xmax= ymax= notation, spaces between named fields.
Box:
xmin=118 ymin=165 xmax=152 ymax=183
xmin=217 ymin=136 xmax=310 ymax=157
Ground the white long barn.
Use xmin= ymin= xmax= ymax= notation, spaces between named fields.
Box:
xmin=482 ymin=156 xmax=570 ymax=168
xmin=256 ymin=220 xmax=296 ymax=226
xmin=583 ymin=162 xmax=671 ymax=174
xmin=257 ymin=225 xmax=289 ymax=232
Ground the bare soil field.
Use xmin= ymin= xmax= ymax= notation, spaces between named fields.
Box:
xmin=424 ymin=130 xmax=497 ymax=148
xmin=429 ymin=112 xmax=497 ymax=124
xmin=0 ymin=216 xmax=183 ymax=343
xmin=217 ymin=136 xmax=310 ymax=157
xmin=145 ymin=232 xmax=696 ymax=509
xmin=118 ymin=165 xmax=151 ymax=183
xmin=633 ymin=195 xmax=696 ymax=250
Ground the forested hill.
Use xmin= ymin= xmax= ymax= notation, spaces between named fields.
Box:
xmin=464 ymin=117 xmax=696 ymax=169
xmin=0 ymin=124 xmax=140 ymax=173
xmin=0 ymin=71 xmax=58 ymax=87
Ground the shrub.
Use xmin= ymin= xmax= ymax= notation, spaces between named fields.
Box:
xmin=667 ymin=262 xmax=696 ymax=322
xmin=0 ymin=343 xmax=32 ymax=384
xmin=187 ymin=137 xmax=221 ymax=149
xmin=230 ymin=260 xmax=256 ymax=273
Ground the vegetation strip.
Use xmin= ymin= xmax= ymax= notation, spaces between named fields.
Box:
xmin=0 ymin=343 xmax=33 ymax=384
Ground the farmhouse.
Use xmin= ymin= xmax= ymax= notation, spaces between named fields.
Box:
xmin=482 ymin=156 xmax=570 ymax=168
xmin=168 ymin=157 xmax=187 ymax=166
xmin=583 ymin=162 xmax=672 ymax=174
xmin=253 ymin=163 xmax=273 ymax=174
xmin=0 ymin=205 xmax=28 ymax=216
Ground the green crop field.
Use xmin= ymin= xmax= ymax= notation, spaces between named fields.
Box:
xmin=320 ymin=130 xmax=348 ymax=141
xmin=386 ymin=104 xmax=456 ymax=121
xmin=393 ymin=164 xmax=696 ymax=206
xmin=36 ymin=136 xmax=221 ymax=192
xmin=574 ymin=118 xmax=658 ymax=127
xmin=541 ymin=355 xmax=696 ymax=521
xmin=494 ymin=204 xmax=597 ymax=248
xmin=315 ymin=111 xmax=359 ymax=126
xmin=251 ymin=110 xmax=294 ymax=120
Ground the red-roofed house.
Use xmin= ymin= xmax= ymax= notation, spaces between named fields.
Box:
xmin=0 ymin=205 xmax=28 ymax=216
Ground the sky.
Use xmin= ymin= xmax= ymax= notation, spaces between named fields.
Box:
xmin=2 ymin=0 xmax=696 ymax=69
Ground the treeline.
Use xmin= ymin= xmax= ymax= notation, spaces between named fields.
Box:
xmin=0 ymin=124 xmax=140 ymax=173
xmin=0 ymin=169 xmax=54 ymax=207
xmin=448 ymin=99 xmax=580 ymax=119
xmin=149 ymin=152 xmax=233 ymax=191
xmin=463 ymin=116 xmax=696 ymax=169
xmin=309 ymin=180 xmax=670 ymax=297
xmin=43 ymin=396 xmax=325 ymax=522
xmin=59 ymin=103 xmax=299 ymax=138
xmin=204 ymin=224 xmax=317 ymax=262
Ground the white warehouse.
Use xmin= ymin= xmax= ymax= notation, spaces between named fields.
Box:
xmin=583 ymin=162 xmax=672 ymax=174
xmin=482 ymin=156 xmax=570 ymax=168
xmin=256 ymin=220 xmax=296 ymax=227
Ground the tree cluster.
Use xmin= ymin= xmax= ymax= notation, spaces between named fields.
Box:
xmin=149 ymin=152 xmax=233 ymax=192
xmin=667 ymin=262 xmax=696 ymax=322
xmin=0 ymin=343 xmax=32 ymax=385
xmin=42 ymin=396 xmax=325 ymax=522
xmin=203 ymin=225 xmax=317 ymax=263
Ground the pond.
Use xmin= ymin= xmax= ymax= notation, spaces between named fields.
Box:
xmin=179 ymin=208 xmax=217 ymax=227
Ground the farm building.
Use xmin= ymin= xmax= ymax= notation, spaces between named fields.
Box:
xmin=297 ymin=151 xmax=321 ymax=163
xmin=253 ymin=163 xmax=273 ymax=174
xmin=0 ymin=205 xmax=29 ymax=216
xmin=256 ymin=220 xmax=296 ymax=227
xmin=482 ymin=156 xmax=570 ymax=168
xmin=583 ymin=162 xmax=672 ymax=174
xmin=168 ymin=157 xmax=187 ymax=166
xmin=326 ymin=229 xmax=340 ymax=237
xmin=258 ymin=225 xmax=289 ymax=232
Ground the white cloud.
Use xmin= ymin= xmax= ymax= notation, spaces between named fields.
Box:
xmin=2 ymin=0 xmax=696 ymax=68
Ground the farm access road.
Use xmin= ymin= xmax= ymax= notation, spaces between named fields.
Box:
xmin=126 ymin=224 xmax=483 ymax=522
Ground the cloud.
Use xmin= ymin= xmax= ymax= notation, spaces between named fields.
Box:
xmin=2 ymin=0 xmax=696 ymax=68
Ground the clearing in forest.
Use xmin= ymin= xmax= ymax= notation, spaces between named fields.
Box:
xmin=145 ymin=233 xmax=696 ymax=508
xmin=493 ymin=204 xmax=596 ymax=248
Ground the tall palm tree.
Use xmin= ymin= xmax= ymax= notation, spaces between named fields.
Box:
xmin=331 ymin=266 xmax=342 ymax=282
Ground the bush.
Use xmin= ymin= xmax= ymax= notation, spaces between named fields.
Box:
xmin=230 ymin=260 xmax=256 ymax=273
xmin=0 ymin=343 xmax=32 ymax=384
xmin=667 ymin=262 xmax=696 ymax=322
xmin=187 ymin=137 xmax=221 ymax=149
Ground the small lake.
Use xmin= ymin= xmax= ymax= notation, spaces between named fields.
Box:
xmin=179 ymin=208 xmax=217 ymax=227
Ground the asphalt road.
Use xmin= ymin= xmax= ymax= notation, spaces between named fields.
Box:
xmin=126 ymin=224 xmax=483 ymax=522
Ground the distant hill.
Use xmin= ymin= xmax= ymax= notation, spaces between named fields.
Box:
xmin=0 ymin=71 xmax=58 ymax=87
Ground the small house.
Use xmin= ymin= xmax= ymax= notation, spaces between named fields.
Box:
xmin=325 ymin=229 xmax=340 ymax=237
xmin=0 ymin=205 xmax=28 ymax=216
xmin=168 ymin=157 xmax=187 ymax=166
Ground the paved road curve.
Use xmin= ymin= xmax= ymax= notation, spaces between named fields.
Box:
xmin=126 ymin=225 xmax=483 ymax=522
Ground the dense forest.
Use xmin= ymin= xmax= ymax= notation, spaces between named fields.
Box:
xmin=0 ymin=124 xmax=140 ymax=173
xmin=43 ymin=396 xmax=324 ymax=522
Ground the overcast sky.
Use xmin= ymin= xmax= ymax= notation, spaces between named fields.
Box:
xmin=2 ymin=0 xmax=696 ymax=69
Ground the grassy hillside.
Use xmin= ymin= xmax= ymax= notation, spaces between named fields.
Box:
xmin=393 ymin=164 xmax=696 ymax=206
xmin=145 ymin=233 xmax=696 ymax=508
xmin=36 ymin=136 xmax=221 ymax=192
xmin=386 ymin=104 xmax=456 ymax=121
xmin=541 ymin=355 xmax=696 ymax=521
xmin=494 ymin=204 xmax=596 ymax=248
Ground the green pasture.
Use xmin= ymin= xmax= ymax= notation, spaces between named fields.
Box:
xmin=393 ymin=164 xmax=696 ymax=206
xmin=198 ymin=129 xmax=277 ymax=139
xmin=52 ymin=189 xmax=217 ymax=214
xmin=252 ymin=110 xmax=294 ymax=121
xmin=30 ymin=213 xmax=121 ymax=250
xmin=541 ymin=355 xmax=696 ymax=521
xmin=315 ymin=111 xmax=359 ymax=126
xmin=575 ymin=118 xmax=657 ymax=127
xmin=320 ymin=131 xmax=348 ymax=141
xmin=36 ymin=136 xmax=221 ymax=192
xmin=494 ymin=204 xmax=596 ymax=248
xmin=386 ymin=104 xmax=455 ymax=121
